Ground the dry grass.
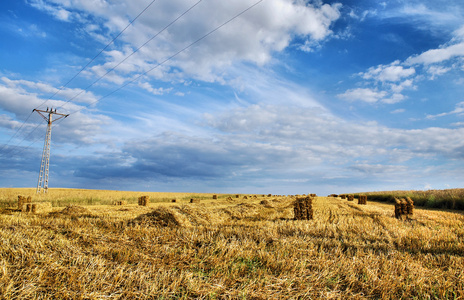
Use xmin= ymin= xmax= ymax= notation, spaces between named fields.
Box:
xmin=0 ymin=190 xmax=463 ymax=299
xmin=0 ymin=188 xmax=233 ymax=208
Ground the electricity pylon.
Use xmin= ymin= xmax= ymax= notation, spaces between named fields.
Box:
xmin=33 ymin=108 xmax=69 ymax=193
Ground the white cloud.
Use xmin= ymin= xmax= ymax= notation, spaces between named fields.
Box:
xmin=0 ymin=76 xmax=109 ymax=145
xmin=138 ymin=82 xmax=172 ymax=95
xmin=391 ymin=108 xmax=405 ymax=114
xmin=361 ymin=61 xmax=415 ymax=82
xmin=1 ymin=77 xmax=98 ymax=105
xmin=426 ymin=65 xmax=452 ymax=79
xmin=382 ymin=93 xmax=406 ymax=104
xmin=381 ymin=2 xmax=464 ymax=32
xmin=426 ymin=101 xmax=464 ymax=119
xmin=342 ymin=21 xmax=464 ymax=107
xmin=407 ymin=42 xmax=464 ymax=65
xmin=29 ymin=0 xmax=75 ymax=22
xmin=338 ymin=88 xmax=387 ymax=103
xmin=348 ymin=9 xmax=378 ymax=22
xmin=29 ymin=0 xmax=342 ymax=84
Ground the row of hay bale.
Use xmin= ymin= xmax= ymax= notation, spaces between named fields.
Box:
xmin=23 ymin=202 xmax=52 ymax=213
xmin=338 ymin=194 xmax=367 ymax=205
xmin=394 ymin=197 xmax=414 ymax=219
xmin=211 ymin=194 xmax=276 ymax=200
xmin=113 ymin=200 xmax=127 ymax=206
xmin=17 ymin=195 xmax=52 ymax=213
xmin=340 ymin=193 xmax=415 ymax=219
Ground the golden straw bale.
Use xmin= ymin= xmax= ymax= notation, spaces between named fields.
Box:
xmin=394 ymin=198 xmax=402 ymax=219
xmin=340 ymin=194 xmax=346 ymax=199
xmin=172 ymin=199 xmax=177 ymax=203
xmin=358 ymin=195 xmax=367 ymax=205
xmin=18 ymin=195 xmax=25 ymax=210
xmin=400 ymin=198 xmax=407 ymax=215
xmin=212 ymin=195 xmax=217 ymax=199
xmin=190 ymin=199 xmax=200 ymax=203
xmin=405 ymin=197 xmax=414 ymax=215
xmin=293 ymin=196 xmax=313 ymax=220
xmin=138 ymin=196 xmax=150 ymax=206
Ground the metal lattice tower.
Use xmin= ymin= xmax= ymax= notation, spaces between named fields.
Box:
xmin=34 ymin=108 xmax=69 ymax=193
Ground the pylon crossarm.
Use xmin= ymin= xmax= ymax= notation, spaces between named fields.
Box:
xmin=52 ymin=114 xmax=68 ymax=123
xmin=33 ymin=109 xmax=49 ymax=122
xmin=33 ymin=109 xmax=69 ymax=123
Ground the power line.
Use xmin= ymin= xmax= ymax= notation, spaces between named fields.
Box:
xmin=0 ymin=122 xmax=43 ymax=158
xmin=56 ymin=0 xmax=203 ymax=111
xmin=37 ymin=0 xmax=160 ymax=111
xmin=68 ymin=0 xmax=265 ymax=116
xmin=0 ymin=113 xmax=34 ymax=153
xmin=1 ymin=0 xmax=265 ymax=158
xmin=0 ymin=0 xmax=160 ymax=155
xmin=1 ymin=0 xmax=202 ymax=156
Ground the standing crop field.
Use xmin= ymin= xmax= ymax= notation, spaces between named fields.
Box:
xmin=0 ymin=191 xmax=463 ymax=299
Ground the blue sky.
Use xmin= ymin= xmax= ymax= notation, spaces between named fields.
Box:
xmin=1 ymin=0 xmax=464 ymax=195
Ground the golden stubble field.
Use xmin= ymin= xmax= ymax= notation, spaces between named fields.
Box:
xmin=0 ymin=188 xmax=463 ymax=299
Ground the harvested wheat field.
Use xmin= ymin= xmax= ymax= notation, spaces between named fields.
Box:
xmin=0 ymin=190 xmax=463 ymax=299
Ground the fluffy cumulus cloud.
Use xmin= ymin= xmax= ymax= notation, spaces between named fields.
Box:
xmin=29 ymin=0 xmax=342 ymax=83
xmin=338 ymin=23 xmax=464 ymax=105
xmin=361 ymin=61 xmax=415 ymax=82
xmin=338 ymin=88 xmax=387 ymax=103
xmin=406 ymin=41 xmax=464 ymax=66
xmin=403 ymin=24 xmax=464 ymax=72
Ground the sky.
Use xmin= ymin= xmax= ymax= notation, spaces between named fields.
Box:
xmin=1 ymin=0 xmax=464 ymax=195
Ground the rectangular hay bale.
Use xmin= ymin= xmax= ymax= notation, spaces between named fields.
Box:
xmin=138 ymin=196 xmax=150 ymax=206
xmin=358 ymin=195 xmax=367 ymax=205
xmin=293 ymin=196 xmax=313 ymax=220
